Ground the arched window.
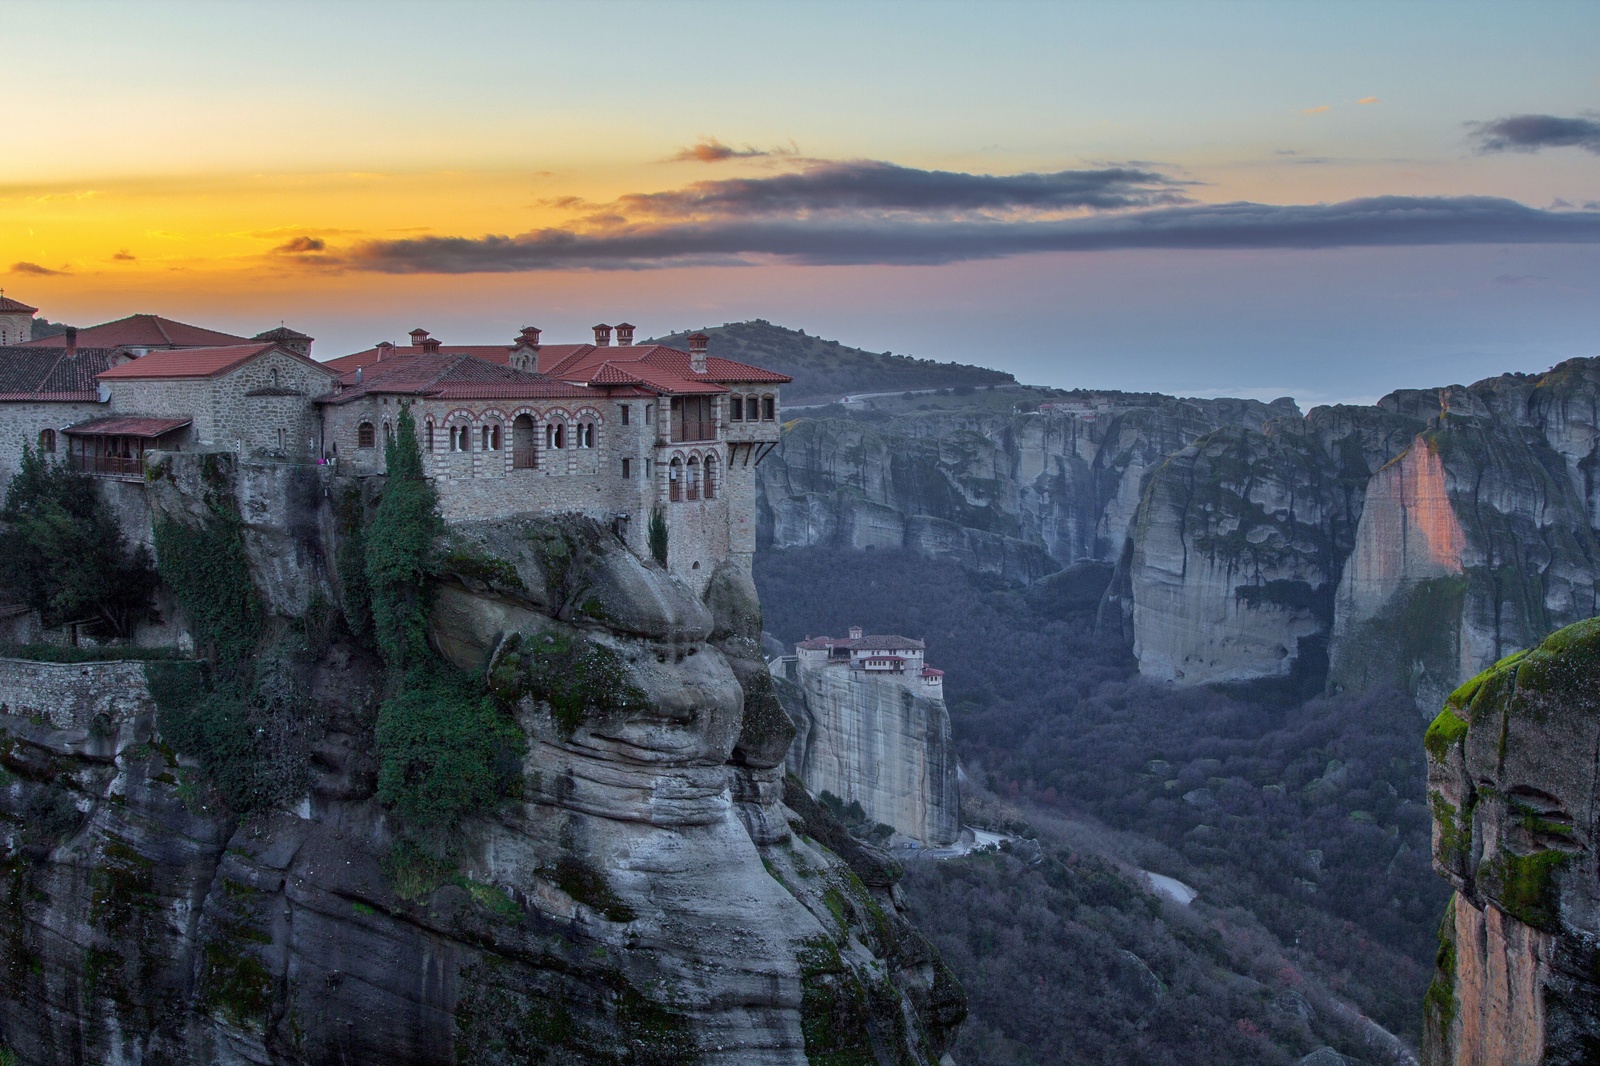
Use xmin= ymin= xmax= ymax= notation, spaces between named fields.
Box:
xmin=686 ymin=456 xmax=701 ymax=500
xmin=546 ymin=423 xmax=564 ymax=450
xmin=576 ymin=421 xmax=595 ymax=448
xmin=729 ymin=396 xmax=743 ymax=422
xmin=277 ymin=428 xmax=285 ymax=450
xmin=482 ymin=424 xmax=500 ymax=451
xmin=703 ymin=453 xmax=717 ymax=499
xmin=270 ymin=368 xmax=280 ymax=388
xmin=425 ymin=419 xmax=435 ymax=451
xmin=384 ymin=422 xmax=395 ymax=444
xmin=669 ymin=457 xmax=683 ymax=501
xmin=512 ymin=413 xmax=537 ymax=468
xmin=762 ymin=395 xmax=776 ymax=421
xmin=38 ymin=428 xmax=56 ymax=453
xmin=451 ymin=425 xmax=469 ymax=452
xmin=358 ymin=422 xmax=375 ymax=448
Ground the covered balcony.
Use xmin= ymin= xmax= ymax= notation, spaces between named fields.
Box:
xmin=63 ymin=416 xmax=192 ymax=480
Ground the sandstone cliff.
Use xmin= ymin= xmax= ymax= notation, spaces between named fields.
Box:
xmin=1422 ymin=617 xmax=1600 ymax=1066
xmin=757 ymin=395 xmax=1299 ymax=584
xmin=0 ymin=454 xmax=963 ymax=1065
xmin=776 ymin=658 xmax=960 ymax=846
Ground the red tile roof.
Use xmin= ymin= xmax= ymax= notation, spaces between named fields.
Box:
xmin=98 ymin=342 xmax=336 ymax=381
xmin=22 ymin=314 xmax=248 ymax=349
xmin=543 ymin=344 xmax=791 ymax=391
xmin=63 ymin=416 xmax=192 ymax=438
xmin=0 ymin=296 xmax=38 ymax=315
xmin=322 ymin=343 xmax=515 ymax=376
xmin=327 ymin=335 xmax=790 ymax=397
xmin=321 ymin=351 xmax=594 ymax=404
xmin=0 ymin=345 xmax=123 ymax=401
xmin=796 ymin=634 xmax=926 ymax=652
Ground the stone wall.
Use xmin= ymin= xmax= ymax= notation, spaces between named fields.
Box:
xmin=106 ymin=348 xmax=335 ymax=455
xmin=0 ymin=398 xmax=108 ymax=491
xmin=0 ymin=656 xmax=155 ymax=733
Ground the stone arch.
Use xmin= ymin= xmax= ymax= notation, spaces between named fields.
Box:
xmin=686 ymin=454 xmax=702 ymax=500
xmin=512 ymin=411 xmax=538 ymax=469
xmin=669 ymin=455 xmax=684 ymax=501
xmin=358 ymin=421 xmax=376 ymax=449
xmin=702 ymin=451 xmax=718 ymax=499
xmin=479 ymin=407 xmax=507 ymax=452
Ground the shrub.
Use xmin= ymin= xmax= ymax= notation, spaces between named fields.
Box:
xmin=152 ymin=493 xmax=262 ymax=674
xmin=374 ymin=665 xmax=523 ymax=831
xmin=648 ymin=506 xmax=668 ymax=567
xmin=0 ymin=445 xmax=158 ymax=637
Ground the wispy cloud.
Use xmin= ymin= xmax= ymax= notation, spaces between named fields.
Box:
xmin=332 ymin=195 xmax=1600 ymax=274
xmin=1301 ymin=105 xmax=1331 ymax=115
xmin=9 ymin=261 xmax=69 ymax=276
xmin=1357 ymin=96 xmax=1380 ymax=105
xmin=613 ymin=159 xmax=1200 ymax=218
xmin=1469 ymin=113 xmax=1600 ymax=154
xmin=111 ymin=250 xmax=136 ymax=261
xmin=668 ymin=138 xmax=798 ymax=163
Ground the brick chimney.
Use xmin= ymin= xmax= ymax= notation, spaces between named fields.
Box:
xmin=614 ymin=322 xmax=635 ymax=346
xmin=409 ymin=328 xmax=430 ymax=347
xmin=688 ymin=332 xmax=708 ymax=373
xmin=376 ymin=341 xmax=395 ymax=361
xmin=63 ymin=326 xmax=77 ymax=356
xmin=849 ymin=625 xmax=863 ymax=640
xmin=593 ymin=323 xmax=613 ymax=346
xmin=518 ymin=325 xmax=541 ymax=347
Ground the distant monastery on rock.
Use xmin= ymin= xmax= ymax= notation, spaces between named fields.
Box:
xmin=0 ymin=295 xmax=789 ymax=589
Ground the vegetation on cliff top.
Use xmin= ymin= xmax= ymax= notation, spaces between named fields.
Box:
xmin=0 ymin=445 xmax=157 ymax=639
xmin=644 ymin=319 xmax=1014 ymax=402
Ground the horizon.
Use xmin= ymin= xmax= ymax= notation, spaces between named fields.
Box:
xmin=5 ymin=0 xmax=1598 ymax=408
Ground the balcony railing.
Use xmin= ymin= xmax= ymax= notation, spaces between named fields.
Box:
xmin=669 ymin=421 xmax=718 ymax=443
xmin=512 ymin=447 xmax=538 ymax=470
xmin=70 ymin=454 xmax=144 ymax=478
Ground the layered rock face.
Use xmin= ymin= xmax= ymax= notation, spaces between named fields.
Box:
xmin=1332 ymin=374 xmax=1600 ymax=708
xmin=756 ymin=396 xmax=1299 ymax=584
xmin=0 ymin=455 xmax=963 ymax=1065
xmin=777 ymin=658 xmax=960 ymax=846
xmin=1422 ymin=618 xmax=1600 ymax=1065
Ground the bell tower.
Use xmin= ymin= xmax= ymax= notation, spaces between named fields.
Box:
xmin=0 ymin=292 xmax=37 ymax=346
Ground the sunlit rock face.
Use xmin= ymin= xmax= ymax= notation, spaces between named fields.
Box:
xmin=1423 ymin=618 xmax=1600 ymax=1066
xmin=1121 ymin=405 xmax=1421 ymax=689
xmin=0 ymin=465 xmax=963 ymax=1065
xmin=1331 ymin=370 xmax=1600 ymax=709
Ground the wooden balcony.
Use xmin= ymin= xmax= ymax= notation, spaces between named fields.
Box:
xmin=669 ymin=420 xmax=718 ymax=444
xmin=69 ymin=454 xmax=144 ymax=478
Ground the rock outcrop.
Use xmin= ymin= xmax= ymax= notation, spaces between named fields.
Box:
xmin=776 ymin=656 xmax=961 ymax=846
xmin=1423 ymin=617 xmax=1600 ymax=1065
xmin=0 ymin=455 xmax=963 ymax=1064
xmin=761 ymin=359 xmax=1600 ymax=699
xmin=757 ymin=396 xmax=1299 ymax=584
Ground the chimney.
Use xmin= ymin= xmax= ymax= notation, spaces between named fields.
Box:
xmin=687 ymin=332 xmax=708 ymax=373
xmin=422 ymin=337 xmax=442 ymax=353
xmin=376 ymin=341 xmax=394 ymax=361
xmin=849 ymin=625 xmax=863 ymax=640
xmin=614 ymin=322 xmax=635 ymax=346
xmin=63 ymin=326 xmax=77 ymax=356
xmin=517 ymin=325 xmax=542 ymax=348
xmin=592 ymin=323 xmax=613 ymax=346
xmin=408 ymin=328 xmax=430 ymax=348
xmin=356 ymin=366 xmax=364 ymax=384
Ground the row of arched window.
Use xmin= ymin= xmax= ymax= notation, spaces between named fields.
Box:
xmin=728 ymin=394 xmax=777 ymax=422
xmin=354 ymin=413 xmax=600 ymax=464
xmin=667 ymin=454 xmax=718 ymax=502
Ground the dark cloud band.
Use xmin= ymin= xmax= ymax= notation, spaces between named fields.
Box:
xmin=339 ymin=196 xmax=1600 ymax=273
xmin=617 ymin=159 xmax=1197 ymax=217
xmin=1470 ymin=114 xmax=1600 ymax=154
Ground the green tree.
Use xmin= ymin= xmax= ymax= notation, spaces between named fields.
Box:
xmin=0 ymin=445 xmax=158 ymax=637
xmin=364 ymin=405 xmax=441 ymax=670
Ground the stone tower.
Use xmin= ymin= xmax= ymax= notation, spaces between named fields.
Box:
xmin=0 ymin=293 xmax=37 ymax=346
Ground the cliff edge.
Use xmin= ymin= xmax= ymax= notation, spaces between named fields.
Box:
xmin=1422 ymin=616 xmax=1600 ymax=1065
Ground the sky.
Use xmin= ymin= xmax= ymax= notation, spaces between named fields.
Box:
xmin=3 ymin=0 xmax=1599 ymax=407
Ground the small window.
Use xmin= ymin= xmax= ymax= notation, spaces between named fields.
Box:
xmin=730 ymin=397 xmax=743 ymax=422
xmin=270 ymin=368 xmax=279 ymax=388
xmin=620 ymin=405 xmax=630 ymax=425
xmin=621 ymin=457 xmax=632 ymax=479
xmin=38 ymin=428 xmax=56 ymax=453
xmin=358 ymin=422 xmax=375 ymax=448
xmin=277 ymin=428 xmax=285 ymax=449
xmin=384 ymin=422 xmax=395 ymax=443
xmin=762 ymin=396 xmax=776 ymax=421
xmin=483 ymin=425 xmax=500 ymax=450
xmin=546 ymin=424 xmax=564 ymax=449
xmin=425 ymin=419 xmax=435 ymax=450
xmin=644 ymin=405 xmax=653 ymax=425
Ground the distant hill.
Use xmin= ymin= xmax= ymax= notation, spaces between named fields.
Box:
xmin=28 ymin=317 xmax=72 ymax=340
xmin=645 ymin=320 xmax=1015 ymax=403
